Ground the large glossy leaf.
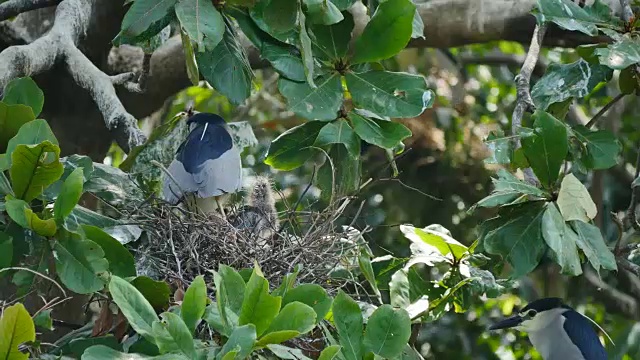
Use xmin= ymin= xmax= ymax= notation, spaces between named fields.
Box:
xmin=346 ymin=71 xmax=434 ymax=118
xmin=572 ymin=126 xmax=621 ymax=170
xmin=278 ymin=74 xmax=343 ymax=121
xmin=556 ymin=174 xmax=597 ymax=223
xmin=0 ymin=102 xmax=35 ymax=154
xmin=54 ymin=230 xmax=109 ymax=294
xmin=218 ymin=324 xmax=256 ymax=360
xmin=131 ymin=276 xmax=171 ymax=310
xmin=181 ymin=275 xmax=207 ymax=335
xmin=330 ymin=0 xmax=356 ymax=11
xmin=250 ymin=0 xmax=298 ymax=43
xmin=83 ymin=225 xmax=136 ymax=278
xmin=238 ymin=268 xmax=281 ymax=336
xmin=389 ymin=269 xmax=410 ymax=308
xmin=81 ymin=345 xmax=188 ymax=360
xmin=535 ymin=0 xmax=621 ymax=36
xmin=83 ymin=162 xmax=144 ymax=206
xmin=181 ymin=28 xmax=200 ymax=85
xmin=351 ymin=0 xmax=415 ymax=64
xmin=0 ymin=119 xmax=56 ymax=170
xmin=349 ymin=112 xmax=411 ymax=149
xmin=520 ymin=111 xmax=568 ymax=188
xmin=315 ymin=119 xmax=360 ymax=157
xmin=4 ymin=197 xmax=57 ymax=236
xmin=332 ymin=291 xmax=363 ymax=360
xmin=257 ymin=302 xmax=317 ymax=346
xmin=54 ymin=168 xmax=84 ymax=222
xmin=114 ymin=0 xmax=178 ymax=45
xmin=310 ymin=11 xmax=353 ymax=61
xmin=484 ymin=132 xmax=511 ymax=165
xmin=175 ymin=0 xmax=224 ymax=51
xmin=531 ymin=59 xmax=612 ymax=110
xmin=363 ymin=305 xmax=411 ymax=359
xmin=196 ymin=21 xmax=253 ymax=105
xmin=0 ymin=233 xmax=12 ymax=268
xmin=217 ymin=265 xmax=246 ymax=315
xmin=400 ymin=224 xmax=468 ymax=260
xmin=318 ymin=345 xmax=342 ymax=360
xmin=491 ymin=169 xmax=547 ymax=197
xmin=305 ymin=0 xmax=343 ymax=25
xmin=297 ymin=6 xmax=315 ymax=87
xmin=3 ymin=77 xmax=44 ymax=117
xmin=596 ymin=36 xmax=640 ymax=70
xmin=152 ymin=312 xmax=196 ymax=358
xmin=570 ymin=221 xmax=617 ymax=275
xmin=10 ymin=141 xmax=63 ymax=201
xmin=483 ymin=203 xmax=547 ymax=278
xmin=316 ymin=144 xmax=361 ymax=199
xmin=109 ymin=275 xmax=160 ymax=342
xmin=541 ymin=203 xmax=582 ymax=276
xmin=0 ymin=303 xmax=35 ymax=360
xmin=265 ymin=121 xmax=324 ymax=170
xmin=282 ymin=284 xmax=332 ymax=322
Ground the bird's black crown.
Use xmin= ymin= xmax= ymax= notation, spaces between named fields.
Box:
xmin=521 ymin=297 xmax=571 ymax=313
xmin=187 ymin=112 xmax=227 ymax=126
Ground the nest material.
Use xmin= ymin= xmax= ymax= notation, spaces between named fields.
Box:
xmin=126 ymin=178 xmax=358 ymax=290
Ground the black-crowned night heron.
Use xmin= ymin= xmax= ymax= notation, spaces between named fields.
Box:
xmin=162 ymin=112 xmax=242 ymax=216
xmin=230 ymin=176 xmax=279 ymax=247
xmin=489 ymin=297 xmax=608 ymax=360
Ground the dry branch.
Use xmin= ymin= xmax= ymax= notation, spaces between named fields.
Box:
xmin=0 ymin=0 xmax=61 ymax=22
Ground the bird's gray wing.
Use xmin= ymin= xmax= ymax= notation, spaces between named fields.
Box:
xmin=193 ymin=145 xmax=243 ymax=198
xmin=162 ymin=159 xmax=199 ymax=204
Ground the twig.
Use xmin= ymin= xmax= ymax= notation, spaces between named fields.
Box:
xmin=585 ymin=93 xmax=626 ymax=128
xmin=511 ymin=23 xmax=547 ymax=185
xmin=119 ymin=52 xmax=152 ymax=93
xmin=0 ymin=267 xmax=67 ymax=298
xmin=626 ymin=144 xmax=640 ymax=231
xmin=620 ymin=0 xmax=634 ymax=23
xmin=0 ymin=0 xmax=61 ymax=22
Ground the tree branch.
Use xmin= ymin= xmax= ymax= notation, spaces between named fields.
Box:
xmin=0 ymin=0 xmax=62 ymax=22
xmin=0 ymin=0 xmax=146 ymax=152
xmin=585 ymin=93 xmax=626 ymax=128
xmin=511 ymin=23 xmax=547 ymax=185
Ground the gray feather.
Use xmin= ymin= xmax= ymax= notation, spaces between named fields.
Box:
xmin=162 ymin=160 xmax=199 ymax=204
xmin=193 ymin=145 xmax=243 ymax=198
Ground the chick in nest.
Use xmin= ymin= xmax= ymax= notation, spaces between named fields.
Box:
xmin=230 ymin=176 xmax=279 ymax=247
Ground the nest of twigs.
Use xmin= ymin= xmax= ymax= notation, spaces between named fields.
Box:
xmin=124 ymin=183 xmax=360 ymax=292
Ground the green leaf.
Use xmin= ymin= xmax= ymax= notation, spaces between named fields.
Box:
xmin=0 ymin=172 xmax=11 ymax=196
xmin=54 ymin=230 xmax=108 ymax=293
xmin=219 ymin=324 xmax=256 ymax=360
xmin=266 ymin=344 xmax=312 ymax=360
xmin=68 ymin=336 xmax=121 ymax=358
xmin=257 ymin=0 xmax=299 ymax=37
xmin=556 ymin=173 xmax=597 ymax=223
xmin=349 ymin=112 xmax=411 ymax=149
xmin=131 ymin=276 xmax=172 ymax=310
xmin=0 ymin=233 xmax=12 ymax=268
xmin=318 ymin=345 xmax=342 ymax=360
xmin=54 ymin=168 xmax=84 ymax=222
xmin=82 ymin=225 xmax=137 ymax=278
xmin=114 ymin=0 xmax=178 ymax=46
xmin=535 ymin=0 xmax=621 ymax=36
xmin=541 ymin=203 xmax=582 ymax=276
xmin=346 ymin=71 xmax=434 ymax=118
xmin=306 ymin=0 xmax=343 ymax=25
xmin=332 ymin=291 xmax=363 ymax=360
xmin=531 ymin=59 xmax=612 ymax=111
xmin=520 ymin=111 xmax=568 ymax=187
xmin=196 ymin=21 xmax=253 ymax=105
xmin=257 ymin=302 xmax=317 ymax=346
xmin=281 ymin=284 xmax=331 ymax=322
xmin=265 ymin=120 xmax=324 ymax=170
xmin=278 ymin=74 xmax=343 ymax=121
xmin=471 ymin=192 xmax=520 ymax=210
xmin=3 ymin=77 xmax=44 ymax=117
xmin=330 ymin=0 xmax=356 ymax=11
xmin=0 ymin=103 xmax=35 ymax=155
xmin=152 ymin=312 xmax=196 ymax=358
xmin=175 ymin=0 xmax=224 ymax=51
xmin=262 ymin=42 xmax=306 ymax=82
xmin=297 ymin=5 xmax=316 ymax=88
xmin=596 ymin=36 xmax=640 ymax=70
xmin=0 ymin=119 xmax=56 ymax=170
xmin=572 ymin=126 xmax=621 ymax=170
xmin=238 ymin=268 xmax=282 ymax=336
xmin=82 ymin=345 xmax=187 ymax=360
xmin=181 ymin=28 xmax=200 ymax=86
xmin=484 ymin=132 xmax=511 ymax=165
xmin=217 ymin=265 xmax=246 ymax=315
xmin=181 ymin=275 xmax=207 ymax=335
xmin=315 ymin=119 xmax=360 ymax=157
xmin=358 ymin=249 xmax=381 ymax=300
xmin=619 ymin=66 xmax=638 ymax=94
xmin=410 ymin=9 xmax=424 ymax=39
xmin=570 ymin=221 xmax=617 ymax=275
xmin=4 ymin=197 xmax=57 ymax=236
xmin=389 ymin=269 xmax=410 ymax=309
xmin=10 ymin=141 xmax=64 ymax=201
xmin=109 ymin=275 xmax=160 ymax=342
xmin=272 ymin=266 xmax=300 ymax=298
xmin=0 ymin=303 xmax=35 ymax=360
xmin=483 ymin=203 xmax=547 ymax=278
xmin=363 ymin=305 xmax=411 ymax=359
xmin=351 ymin=0 xmax=415 ymax=64
xmin=311 ymin=12 xmax=354 ymax=61
xmin=400 ymin=224 xmax=468 ymax=260
xmin=316 ymin=144 xmax=361 ymax=199
xmin=491 ymin=169 xmax=548 ymax=197
xmin=33 ymin=308 xmax=53 ymax=331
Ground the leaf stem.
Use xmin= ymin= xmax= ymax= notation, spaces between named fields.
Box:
xmin=585 ymin=93 xmax=626 ymax=129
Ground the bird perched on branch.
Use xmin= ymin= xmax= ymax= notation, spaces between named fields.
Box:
xmin=162 ymin=112 xmax=242 ymax=216
xmin=489 ymin=297 xmax=610 ymax=360
xmin=230 ymin=176 xmax=279 ymax=246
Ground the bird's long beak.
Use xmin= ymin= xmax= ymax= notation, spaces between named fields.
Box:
xmin=489 ymin=315 xmax=523 ymax=330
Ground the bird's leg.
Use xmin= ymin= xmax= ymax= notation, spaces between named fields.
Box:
xmin=215 ymin=196 xmax=227 ymax=220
